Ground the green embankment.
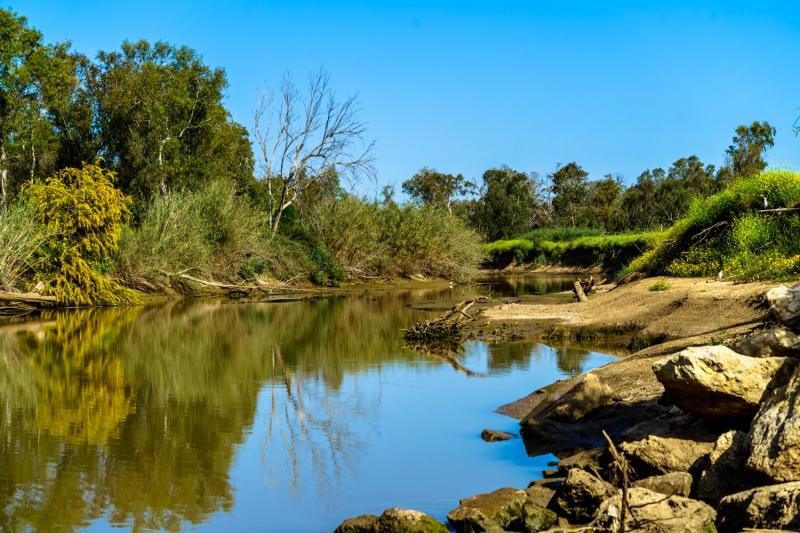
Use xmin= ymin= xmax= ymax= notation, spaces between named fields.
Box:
xmin=630 ymin=169 xmax=800 ymax=281
xmin=483 ymin=228 xmax=662 ymax=274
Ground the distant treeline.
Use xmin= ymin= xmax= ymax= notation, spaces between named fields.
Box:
xmin=402 ymin=121 xmax=777 ymax=241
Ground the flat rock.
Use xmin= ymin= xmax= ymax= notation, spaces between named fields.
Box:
xmin=653 ymin=345 xmax=798 ymax=422
xmin=767 ymin=284 xmax=800 ymax=327
xmin=596 ymin=487 xmax=716 ymax=532
xmin=620 ymin=434 xmax=713 ymax=477
xmin=481 ymin=429 xmax=515 ymax=442
xmin=698 ymin=430 xmax=750 ymax=505
xmin=731 ymin=327 xmax=800 ymax=358
xmin=524 ymin=372 xmax=614 ymax=424
xmin=553 ymin=468 xmax=614 ymax=523
xmin=334 ymin=514 xmax=379 ymax=533
xmin=746 ymin=368 xmax=800 ymax=482
xmin=447 ymin=487 xmax=556 ymax=533
xmin=632 ymin=472 xmax=692 ymax=497
xmin=716 ymin=482 xmax=800 ymax=532
xmin=555 ymin=447 xmax=605 ymax=477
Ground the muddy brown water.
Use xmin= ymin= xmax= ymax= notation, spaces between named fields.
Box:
xmin=0 ymin=275 xmax=614 ymax=532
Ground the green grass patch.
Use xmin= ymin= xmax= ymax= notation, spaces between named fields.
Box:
xmin=648 ymin=280 xmax=671 ymax=291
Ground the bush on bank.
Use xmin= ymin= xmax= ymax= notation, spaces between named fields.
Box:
xmin=629 ymin=169 xmax=800 ymax=281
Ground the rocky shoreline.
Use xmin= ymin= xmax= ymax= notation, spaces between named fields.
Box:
xmin=333 ymin=281 xmax=800 ymax=532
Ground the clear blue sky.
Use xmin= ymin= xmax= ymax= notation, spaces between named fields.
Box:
xmin=9 ymin=1 xmax=800 ymax=196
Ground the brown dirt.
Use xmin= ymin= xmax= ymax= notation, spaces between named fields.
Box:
xmin=484 ymin=277 xmax=777 ymax=421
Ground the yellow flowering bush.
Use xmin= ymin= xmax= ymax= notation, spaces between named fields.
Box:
xmin=30 ymin=163 xmax=138 ymax=305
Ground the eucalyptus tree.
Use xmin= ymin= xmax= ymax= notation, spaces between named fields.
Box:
xmin=254 ymin=70 xmax=375 ymax=234
xmin=550 ymin=162 xmax=590 ymax=227
xmin=89 ymin=40 xmax=253 ymax=200
xmin=474 ymin=166 xmax=540 ymax=240
xmin=0 ymin=9 xmax=76 ymax=208
xmin=402 ymin=168 xmax=475 ymax=214
xmin=717 ymin=121 xmax=775 ymax=183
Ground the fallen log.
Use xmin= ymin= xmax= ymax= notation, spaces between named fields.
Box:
xmin=573 ymin=281 xmax=588 ymax=303
xmin=572 ymin=276 xmax=595 ymax=302
xmin=0 ymin=292 xmax=57 ymax=304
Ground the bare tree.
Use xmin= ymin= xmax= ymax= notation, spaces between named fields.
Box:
xmin=254 ymin=70 xmax=375 ymax=234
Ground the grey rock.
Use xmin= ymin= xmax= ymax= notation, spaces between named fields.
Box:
xmin=746 ymin=368 xmax=800 ymax=482
xmin=596 ymin=487 xmax=716 ymax=532
xmin=698 ymin=430 xmax=750 ymax=505
xmin=716 ymin=482 xmax=800 ymax=532
xmin=620 ymin=434 xmax=713 ymax=477
xmin=334 ymin=514 xmax=379 ymax=533
xmin=767 ymin=284 xmax=800 ymax=327
xmin=553 ymin=468 xmax=614 ymax=523
xmin=335 ymin=509 xmax=448 ymax=533
xmin=481 ymin=429 xmax=515 ymax=442
xmin=632 ymin=472 xmax=693 ymax=497
xmin=731 ymin=327 xmax=800 ymax=358
xmin=653 ymin=345 xmax=798 ymax=422
xmin=447 ymin=487 xmax=556 ymax=533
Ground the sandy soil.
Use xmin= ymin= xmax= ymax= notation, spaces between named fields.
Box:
xmin=484 ymin=277 xmax=779 ymax=420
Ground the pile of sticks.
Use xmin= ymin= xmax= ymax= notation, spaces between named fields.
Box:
xmin=403 ymin=297 xmax=488 ymax=342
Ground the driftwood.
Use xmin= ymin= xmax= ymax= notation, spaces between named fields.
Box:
xmin=0 ymin=291 xmax=57 ymax=304
xmin=403 ymin=297 xmax=488 ymax=342
xmin=572 ymin=276 xmax=596 ymax=302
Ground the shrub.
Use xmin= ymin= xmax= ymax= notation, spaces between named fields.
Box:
xmin=30 ymin=164 xmax=137 ymax=305
xmin=0 ymin=198 xmax=47 ymax=291
xmin=648 ymin=280 xmax=671 ymax=291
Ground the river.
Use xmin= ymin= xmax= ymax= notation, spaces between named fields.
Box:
xmin=0 ymin=274 xmax=615 ymax=532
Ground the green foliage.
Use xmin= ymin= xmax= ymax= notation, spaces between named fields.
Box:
xmin=550 ymin=162 xmax=590 ymax=226
xmin=718 ymin=121 xmax=776 ymax=184
xmin=308 ymin=246 xmax=346 ymax=286
xmin=520 ymin=227 xmax=602 ymax=243
xmin=402 ymin=167 xmax=475 ymax=212
xmin=303 ymin=194 xmax=482 ymax=282
xmin=116 ymin=179 xmax=269 ymax=282
xmin=630 ymin=169 xmax=800 ymax=281
xmin=0 ymin=198 xmax=47 ymax=290
xmin=29 ymin=163 xmax=136 ymax=305
xmin=648 ymin=280 xmax=671 ymax=291
xmin=472 ymin=166 xmax=541 ymax=241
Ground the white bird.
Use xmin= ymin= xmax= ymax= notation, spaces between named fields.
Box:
xmin=764 ymin=196 xmax=769 ymax=208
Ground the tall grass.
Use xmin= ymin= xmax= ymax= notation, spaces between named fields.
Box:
xmin=303 ymin=196 xmax=482 ymax=282
xmin=116 ymin=180 xmax=274 ymax=283
xmin=629 ymin=169 xmax=800 ymax=281
xmin=0 ymin=200 xmax=46 ymax=291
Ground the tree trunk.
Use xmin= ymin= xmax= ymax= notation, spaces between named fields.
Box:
xmin=0 ymin=144 xmax=8 ymax=211
xmin=573 ymin=280 xmax=588 ymax=303
xmin=270 ymin=181 xmax=290 ymax=234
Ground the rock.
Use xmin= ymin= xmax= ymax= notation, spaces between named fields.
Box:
xmin=746 ymin=368 xmax=800 ymax=482
xmin=481 ymin=429 xmax=515 ymax=442
xmin=335 ymin=509 xmax=448 ymax=533
xmin=447 ymin=487 xmax=556 ymax=533
xmin=596 ymin=487 xmax=716 ymax=532
xmin=716 ymin=482 xmax=800 ymax=532
xmin=731 ymin=327 xmax=800 ymax=358
xmin=544 ymin=372 xmax=614 ymax=423
xmin=653 ymin=345 xmax=798 ymax=422
xmin=620 ymin=434 xmax=713 ymax=477
xmin=553 ymin=468 xmax=614 ymax=523
xmin=554 ymin=447 xmax=605 ymax=477
xmin=698 ymin=430 xmax=750 ymax=505
xmin=767 ymin=284 xmax=800 ymax=327
xmin=632 ymin=472 xmax=692 ymax=497
xmin=375 ymin=508 xmax=448 ymax=533
xmin=334 ymin=514 xmax=379 ymax=533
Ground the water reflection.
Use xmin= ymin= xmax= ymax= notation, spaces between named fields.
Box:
xmin=0 ymin=283 xmax=614 ymax=532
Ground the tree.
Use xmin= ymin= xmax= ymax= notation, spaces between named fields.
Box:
xmin=402 ymin=168 xmax=475 ymax=214
xmin=550 ymin=162 xmax=589 ymax=227
xmin=0 ymin=9 xmax=77 ymax=209
xmin=587 ymin=175 xmax=622 ymax=230
xmin=90 ymin=40 xmax=253 ymax=200
xmin=474 ymin=166 xmax=539 ymax=241
xmin=718 ymin=121 xmax=775 ymax=183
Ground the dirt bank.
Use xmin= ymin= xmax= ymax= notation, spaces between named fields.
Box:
xmin=477 ymin=277 xmax=776 ymax=424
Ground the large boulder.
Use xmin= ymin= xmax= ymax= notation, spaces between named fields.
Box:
xmin=767 ymin=284 xmax=800 ymax=327
xmin=731 ymin=327 xmax=800 ymax=358
xmin=447 ymin=487 xmax=556 ymax=533
xmin=620 ymin=434 xmax=713 ymax=477
xmin=595 ymin=487 xmax=716 ymax=532
xmin=553 ymin=468 xmax=614 ymax=523
xmin=746 ymin=368 xmax=800 ymax=482
xmin=697 ymin=430 xmax=750 ymax=505
xmin=632 ymin=472 xmax=692 ymax=497
xmin=334 ymin=509 xmax=448 ymax=533
xmin=653 ymin=345 xmax=798 ymax=422
xmin=716 ymin=482 xmax=800 ymax=532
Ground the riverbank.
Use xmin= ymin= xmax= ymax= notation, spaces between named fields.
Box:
xmin=335 ymin=276 xmax=800 ymax=532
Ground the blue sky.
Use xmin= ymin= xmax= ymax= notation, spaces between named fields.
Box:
xmin=9 ymin=1 xmax=800 ymax=196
